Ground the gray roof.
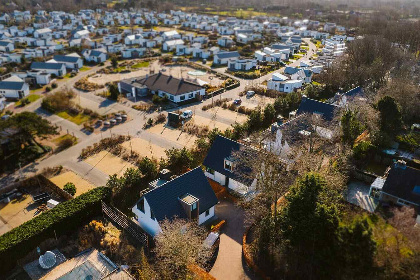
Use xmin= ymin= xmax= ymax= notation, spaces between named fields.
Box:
xmin=31 ymin=62 xmax=65 ymax=70
xmin=124 ymin=73 xmax=203 ymax=96
xmin=140 ymin=168 xmax=218 ymax=221
xmin=215 ymin=51 xmax=240 ymax=59
xmin=0 ymin=40 xmax=12 ymax=46
xmin=53 ymin=54 xmax=81 ymax=63
xmin=296 ymin=96 xmax=339 ymax=122
xmin=0 ymin=80 xmax=25 ymax=90
xmin=382 ymin=163 xmax=420 ymax=205
xmin=203 ymin=135 xmax=254 ymax=186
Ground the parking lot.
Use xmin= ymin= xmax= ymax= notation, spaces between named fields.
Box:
xmin=121 ymin=137 xmax=168 ymax=160
xmin=84 ymin=150 xmax=137 ymax=176
xmin=49 ymin=171 xmax=96 ymax=197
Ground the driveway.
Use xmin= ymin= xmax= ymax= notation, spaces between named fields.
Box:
xmin=210 ymin=199 xmax=256 ymax=280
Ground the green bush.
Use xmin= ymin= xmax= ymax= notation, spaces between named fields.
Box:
xmin=353 ymin=141 xmax=375 ymax=161
xmin=63 ymin=182 xmax=76 ymax=196
xmin=0 ymin=187 xmax=111 ymax=274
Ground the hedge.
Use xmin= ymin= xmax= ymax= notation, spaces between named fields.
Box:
xmin=0 ymin=186 xmax=112 ymax=274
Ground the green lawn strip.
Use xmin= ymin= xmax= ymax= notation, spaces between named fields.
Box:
xmin=79 ymin=66 xmax=91 ymax=72
xmin=15 ymin=94 xmax=41 ymax=106
xmin=56 ymin=111 xmax=92 ymax=125
xmin=52 ymin=134 xmax=78 ymax=145
xmin=131 ymin=61 xmax=150 ymax=69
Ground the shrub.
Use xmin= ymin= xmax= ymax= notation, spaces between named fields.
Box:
xmin=45 ymin=86 xmax=51 ymax=92
xmin=0 ymin=187 xmax=112 ymax=274
xmin=353 ymin=141 xmax=375 ymax=161
xmin=41 ymin=90 xmax=75 ymax=113
xmin=51 ymin=82 xmax=58 ymax=89
xmin=57 ymin=137 xmax=75 ymax=151
xmin=63 ymin=182 xmax=76 ymax=196
xmin=155 ymin=113 xmax=166 ymax=124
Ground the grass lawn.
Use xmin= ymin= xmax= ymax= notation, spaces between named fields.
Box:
xmin=30 ymin=86 xmax=46 ymax=94
xmin=79 ymin=66 xmax=90 ymax=72
xmin=131 ymin=61 xmax=150 ymax=69
xmin=56 ymin=111 xmax=92 ymax=125
xmin=52 ymin=134 xmax=78 ymax=145
xmin=15 ymin=94 xmax=41 ymax=106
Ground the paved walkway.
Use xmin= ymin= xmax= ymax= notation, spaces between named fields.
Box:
xmin=210 ymin=199 xmax=256 ymax=280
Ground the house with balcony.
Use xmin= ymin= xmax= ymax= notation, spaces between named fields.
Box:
xmin=132 ymin=168 xmax=218 ymax=236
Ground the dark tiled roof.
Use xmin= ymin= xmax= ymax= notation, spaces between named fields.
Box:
xmin=0 ymin=40 xmax=12 ymax=46
xmin=382 ymin=164 xmax=420 ymax=205
xmin=0 ymin=81 xmax=25 ymax=90
xmin=344 ymin=86 xmax=364 ymax=97
xmin=129 ymin=73 xmax=203 ymax=96
xmin=142 ymin=168 xmax=218 ymax=221
xmin=53 ymin=54 xmax=80 ymax=63
xmin=284 ymin=66 xmax=301 ymax=75
xmin=31 ymin=62 xmax=64 ymax=70
xmin=215 ymin=51 xmax=240 ymax=59
xmin=296 ymin=97 xmax=339 ymax=121
xmin=203 ymin=135 xmax=254 ymax=185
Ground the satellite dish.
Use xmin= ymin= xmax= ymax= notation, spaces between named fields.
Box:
xmin=39 ymin=251 xmax=56 ymax=269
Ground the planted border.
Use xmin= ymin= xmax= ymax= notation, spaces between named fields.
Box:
xmin=0 ymin=186 xmax=112 ymax=274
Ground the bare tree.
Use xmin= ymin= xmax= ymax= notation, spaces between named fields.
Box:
xmin=153 ymin=218 xmax=211 ymax=280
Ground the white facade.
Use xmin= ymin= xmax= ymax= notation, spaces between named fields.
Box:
xmin=132 ymin=197 xmax=161 ymax=236
xmin=157 ymin=88 xmax=205 ymax=103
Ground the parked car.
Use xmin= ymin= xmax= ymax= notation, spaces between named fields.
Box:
xmin=233 ymin=98 xmax=242 ymax=105
xmin=181 ymin=110 xmax=193 ymax=119
xmin=246 ymin=91 xmax=255 ymax=97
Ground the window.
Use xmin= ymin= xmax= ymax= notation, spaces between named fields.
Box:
xmin=180 ymin=95 xmax=185 ymax=101
xmin=224 ymin=159 xmax=233 ymax=172
xmin=137 ymin=199 xmax=145 ymax=213
xmin=188 ymin=93 xmax=194 ymax=98
xmin=150 ymin=210 xmax=155 ymax=220
xmin=205 ymin=209 xmax=210 ymax=217
xmin=169 ymin=95 xmax=174 ymax=101
xmin=206 ymin=167 xmax=215 ymax=175
xmin=192 ymin=202 xmax=197 ymax=210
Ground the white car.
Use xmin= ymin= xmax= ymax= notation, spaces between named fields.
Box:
xmin=181 ymin=110 xmax=193 ymax=119
xmin=246 ymin=91 xmax=255 ymax=97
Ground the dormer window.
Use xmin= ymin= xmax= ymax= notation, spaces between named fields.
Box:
xmin=224 ymin=159 xmax=233 ymax=172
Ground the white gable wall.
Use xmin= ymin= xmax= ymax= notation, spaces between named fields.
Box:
xmin=132 ymin=198 xmax=161 ymax=237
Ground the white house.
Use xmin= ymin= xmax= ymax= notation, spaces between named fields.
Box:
xmin=0 ymin=40 xmax=14 ymax=52
xmin=203 ymin=135 xmax=257 ymax=196
xmin=217 ymin=36 xmax=234 ymax=47
xmin=81 ymin=49 xmax=108 ymax=63
xmin=267 ymin=72 xmax=303 ymax=93
xmin=51 ymin=53 xmax=83 ymax=69
xmin=13 ymin=70 xmax=51 ymax=85
xmin=228 ymin=57 xmax=257 ymax=71
xmin=213 ymin=51 xmax=240 ymax=65
xmin=162 ymin=30 xmax=180 ymax=41
xmin=30 ymin=62 xmax=67 ymax=77
xmin=162 ymin=39 xmax=184 ymax=52
xmin=132 ymin=168 xmax=218 ymax=236
xmin=33 ymin=28 xmax=52 ymax=39
xmin=121 ymin=47 xmax=146 ymax=58
xmin=0 ymin=75 xmax=29 ymax=99
xmin=119 ymin=73 xmax=205 ymax=103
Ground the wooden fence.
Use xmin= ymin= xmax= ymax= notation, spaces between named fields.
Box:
xmin=101 ymin=201 xmax=149 ymax=249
